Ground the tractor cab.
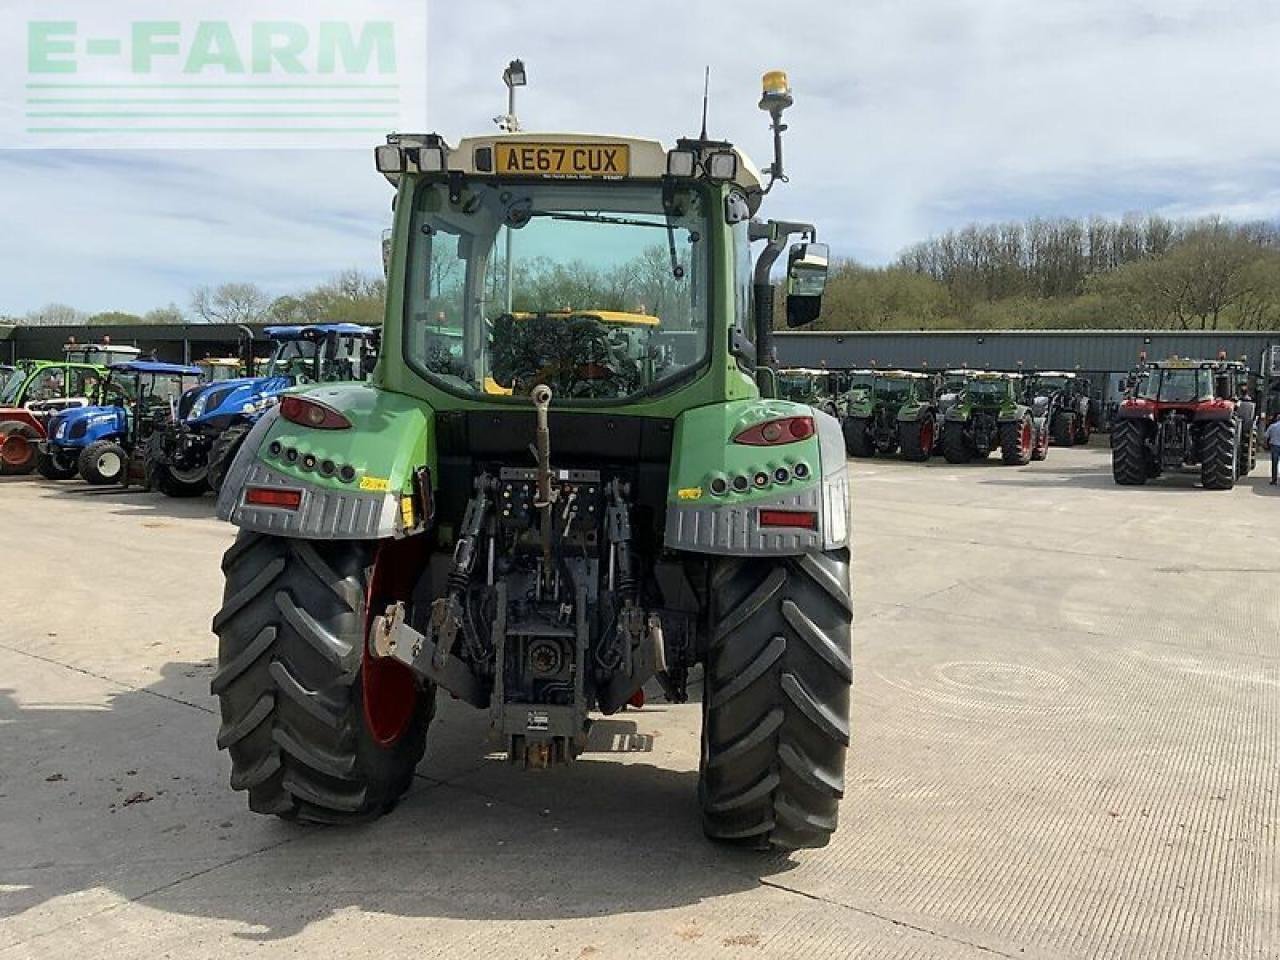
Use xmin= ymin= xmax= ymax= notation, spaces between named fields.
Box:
xmin=62 ymin=341 xmax=142 ymax=367
xmin=40 ymin=361 xmax=201 ymax=485
xmin=196 ymin=357 xmax=244 ymax=383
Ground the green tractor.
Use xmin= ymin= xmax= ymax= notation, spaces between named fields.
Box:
xmin=209 ymin=70 xmax=853 ymax=850
xmin=841 ymin=370 xmax=939 ymax=461
xmin=941 ymin=371 xmax=1049 ymax=465
xmin=776 ymin=367 xmax=839 ymax=417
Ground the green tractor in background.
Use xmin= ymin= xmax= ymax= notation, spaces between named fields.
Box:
xmin=209 ymin=70 xmax=853 ymax=850
xmin=776 ymin=367 xmax=839 ymax=417
xmin=841 ymin=369 xmax=939 ymax=461
xmin=941 ymin=371 xmax=1049 ymax=465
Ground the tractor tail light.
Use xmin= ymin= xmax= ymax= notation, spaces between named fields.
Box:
xmin=734 ymin=416 xmax=815 ymax=446
xmin=245 ymin=487 xmax=302 ymax=510
xmin=759 ymin=509 xmax=818 ymax=530
xmin=280 ymin=396 xmax=351 ymax=430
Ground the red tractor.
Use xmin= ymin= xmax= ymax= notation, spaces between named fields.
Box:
xmin=1111 ymin=357 xmax=1256 ymax=490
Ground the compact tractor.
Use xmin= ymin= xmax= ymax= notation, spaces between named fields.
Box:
xmin=148 ymin=324 xmax=379 ymax=497
xmin=1024 ymin=371 xmax=1092 ymax=446
xmin=1111 ymin=357 xmax=1255 ymax=489
xmin=0 ymin=342 xmax=141 ymax=475
xmin=39 ymin=361 xmax=202 ymax=484
xmin=209 ymin=70 xmax=853 ymax=850
xmin=841 ymin=370 xmax=939 ymax=461
xmin=941 ymin=371 xmax=1049 ymax=465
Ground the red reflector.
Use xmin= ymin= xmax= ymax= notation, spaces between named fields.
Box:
xmin=245 ymin=486 xmax=302 ymax=510
xmin=734 ymin=416 xmax=815 ymax=446
xmin=280 ymin=395 xmax=352 ymax=430
xmin=758 ymin=509 xmax=818 ymax=530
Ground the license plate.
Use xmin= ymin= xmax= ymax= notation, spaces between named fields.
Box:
xmin=495 ymin=142 xmax=629 ymax=178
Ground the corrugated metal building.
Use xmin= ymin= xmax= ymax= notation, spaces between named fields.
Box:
xmin=774 ymin=330 xmax=1280 ymax=375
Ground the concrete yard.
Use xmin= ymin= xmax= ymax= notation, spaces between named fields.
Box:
xmin=1 ymin=442 xmax=1277 ymax=959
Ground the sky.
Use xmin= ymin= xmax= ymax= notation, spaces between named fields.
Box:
xmin=2 ymin=0 xmax=1280 ymax=316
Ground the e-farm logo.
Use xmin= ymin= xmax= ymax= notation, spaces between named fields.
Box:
xmin=4 ymin=2 xmax=427 ymax=148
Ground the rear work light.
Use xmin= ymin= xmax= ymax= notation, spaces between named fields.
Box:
xmin=759 ymin=509 xmax=818 ymax=530
xmin=733 ymin=416 xmax=815 ymax=446
xmin=280 ymin=396 xmax=352 ymax=430
xmin=245 ymin=487 xmax=302 ymax=510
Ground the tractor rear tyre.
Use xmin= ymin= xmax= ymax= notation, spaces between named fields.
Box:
xmin=1200 ymin=419 xmax=1237 ymax=491
xmin=1051 ymin=413 xmax=1076 ymax=446
xmin=1110 ymin=419 xmax=1148 ymax=485
xmin=701 ymin=549 xmax=852 ymax=850
xmin=898 ymin=418 xmax=933 ymax=462
xmin=1236 ymin=422 xmax=1255 ymax=478
xmin=211 ymin=534 xmax=432 ymax=822
xmin=36 ymin=450 xmax=77 ymax=481
xmin=1000 ymin=416 xmax=1033 ymax=466
xmin=78 ymin=439 xmax=127 ymax=485
xmin=942 ymin=423 xmax=971 ymax=464
xmin=1030 ymin=422 xmax=1050 ymax=462
xmin=208 ymin=424 xmax=251 ymax=494
xmin=146 ymin=434 xmax=208 ymax=498
xmin=843 ymin=418 xmax=873 ymax=458
xmin=0 ymin=423 xmax=40 ymax=475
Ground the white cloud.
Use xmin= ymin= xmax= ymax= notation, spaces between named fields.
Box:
xmin=2 ymin=0 xmax=1279 ymax=312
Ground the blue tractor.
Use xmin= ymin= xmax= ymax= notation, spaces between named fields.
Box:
xmin=39 ymin=361 xmax=203 ymax=485
xmin=148 ymin=323 xmax=379 ymax=497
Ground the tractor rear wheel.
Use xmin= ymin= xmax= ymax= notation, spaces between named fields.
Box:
xmin=1110 ymin=419 xmax=1148 ymax=485
xmin=36 ymin=450 xmax=77 ymax=481
xmin=1200 ymin=419 xmax=1236 ymax=490
xmin=1000 ymin=416 xmax=1033 ymax=466
xmin=1051 ymin=412 xmax=1076 ymax=446
xmin=1236 ymin=422 xmax=1255 ymax=478
xmin=211 ymin=534 xmax=431 ymax=822
xmin=208 ymin=423 xmax=251 ymax=494
xmin=842 ymin=418 xmax=873 ymax=457
xmin=898 ymin=418 xmax=933 ymax=462
xmin=700 ymin=549 xmax=852 ymax=850
xmin=0 ymin=423 xmax=40 ymax=475
xmin=1030 ymin=421 xmax=1050 ymax=461
xmin=146 ymin=434 xmax=208 ymax=497
xmin=78 ymin=439 xmax=126 ymax=485
xmin=942 ymin=423 xmax=971 ymax=463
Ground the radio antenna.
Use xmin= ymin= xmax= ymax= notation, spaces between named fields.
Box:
xmin=699 ymin=66 xmax=710 ymax=140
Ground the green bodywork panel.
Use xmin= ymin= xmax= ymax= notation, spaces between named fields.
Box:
xmin=665 ymin=398 xmax=822 ymax=506
xmin=254 ymin=383 xmax=433 ymax=496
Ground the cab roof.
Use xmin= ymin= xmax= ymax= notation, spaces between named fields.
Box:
xmin=383 ymin=131 xmax=765 ymax=198
xmin=108 ymin=360 xmax=202 ymax=375
xmin=264 ymin=323 xmax=377 ymax=340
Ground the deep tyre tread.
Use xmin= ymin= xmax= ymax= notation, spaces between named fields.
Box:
xmin=999 ymin=416 xmax=1033 ymax=466
xmin=212 ymin=533 xmax=432 ymax=823
xmin=36 ymin=450 xmax=78 ymax=481
xmin=1200 ymin=419 xmax=1237 ymax=490
xmin=898 ymin=417 xmax=932 ymax=462
xmin=208 ymin=423 xmax=251 ymax=494
xmin=1051 ymin=412 xmax=1076 ymax=446
xmin=1236 ymin=423 xmax=1255 ymax=478
xmin=701 ymin=548 xmax=853 ymax=850
xmin=942 ymin=423 xmax=971 ymax=464
xmin=1111 ymin=419 xmax=1148 ymax=485
xmin=842 ymin=418 xmax=874 ymax=458
xmin=77 ymin=439 xmax=127 ymax=485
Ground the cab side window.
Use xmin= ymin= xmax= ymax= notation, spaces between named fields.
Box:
xmin=25 ymin=367 xmax=66 ymax=403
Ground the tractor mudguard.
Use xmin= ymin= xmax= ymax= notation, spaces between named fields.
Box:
xmin=998 ymin=403 xmax=1030 ymax=424
xmin=1191 ymin=403 xmax=1237 ymax=422
xmin=896 ymin=403 xmax=928 ymax=423
xmin=216 ymin=383 xmax=434 ymax=541
xmin=663 ymin=398 xmax=848 ymax=556
xmin=0 ymin=408 xmax=45 ymax=434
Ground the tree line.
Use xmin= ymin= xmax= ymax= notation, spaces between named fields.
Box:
xmin=816 ymin=215 xmax=1280 ymax=331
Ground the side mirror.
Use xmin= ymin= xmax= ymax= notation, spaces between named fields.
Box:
xmin=784 ymin=242 xmax=829 ymax=328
